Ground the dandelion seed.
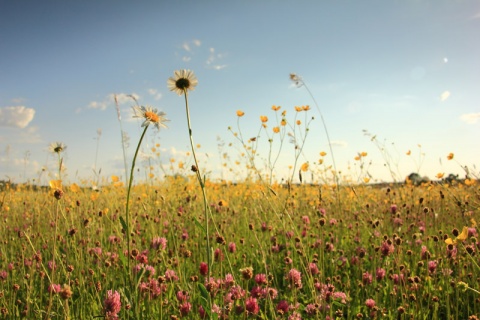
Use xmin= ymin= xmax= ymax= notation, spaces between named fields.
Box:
xmin=167 ymin=69 xmax=198 ymax=95
xmin=132 ymin=105 xmax=169 ymax=130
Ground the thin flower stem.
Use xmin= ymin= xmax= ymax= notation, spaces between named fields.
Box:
xmin=183 ymin=90 xmax=211 ymax=280
xmin=302 ymin=83 xmax=338 ymax=186
xmin=125 ymin=125 xmax=149 ymax=289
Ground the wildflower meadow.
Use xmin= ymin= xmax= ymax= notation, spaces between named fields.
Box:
xmin=0 ymin=70 xmax=478 ymax=319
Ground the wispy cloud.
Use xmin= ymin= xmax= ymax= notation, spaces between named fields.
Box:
xmin=86 ymin=93 xmax=140 ymax=111
xmin=471 ymin=12 xmax=480 ymax=19
xmin=440 ymin=91 xmax=450 ymax=102
xmin=0 ymin=126 xmax=42 ymax=144
xmin=177 ymin=40 xmax=227 ymax=70
xmin=148 ymin=89 xmax=162 ymax=101
xmin=0 ymin=106 xmax=35 ymax=128
xmin=330 ymin=140 xmax=348 ymax=147
xmin=180 ymin=39 xmax=202 ymax=61
xmin=205 ymin=47 xmax=227 ymax=70
xmin=460 ymin=112 xmax=480 ymax=124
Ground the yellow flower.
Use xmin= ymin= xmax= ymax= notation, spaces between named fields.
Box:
xmin=406 ymin=150 xmax=411 ymax=155
xmin=319 ymin=151 xmax=327 ymax=157
xmin=111 ymin=175 xmax=120 ymax=183
xmin=447 ymin=152 xmax=454 ymax=160
xmin=318 ymin=159 xmax=324 ymax=164
xmin=360 ymin=152 xmax=368 ymax=157
xmin=49 ymin=180 xmax=63 ymax=199
xmin=436 ymin=172 xmax=444 ymax=179
xmin=363 ymin=177 xmax=370 ymax=183
xmin=294 ymin=106 xmax=302 ymax=112
xmin=271 ymin=105 xmax=281 ymax=111
xmin=167 ymin=69 xmax=198 ymax=95
xmin=296 ymin=120 xmax=301 ymax=125
xmin=260 ymin=115 xmax=268 ymax=123
xmin=464 ymin=178 xmax=476 ymax=186
xmin=281 ymin=110 xmax=287 ymax=116
xmin=301 ymin=162 xmax=309 ymax=172
xmin=273 ymin=126 xmax=280 ymax=133
xmin=445 ymin=226 xmax=469 ymax=245
xmin=49 ymin=180 xmax=63 ymax=190
xmin=236 ymin=110 xmax=245 ymax=117
xmin=280 ymin=119 xmax=287 ymax=126
xmin=457 ymin=226 xmax=469 ymax=241
xmin=132 ymin=105 xmax=169 ymax=130
xmin=302 ymin=105 xmax=310 ymax=111
xmin=70 ymin=183 xmax=80 ymax=193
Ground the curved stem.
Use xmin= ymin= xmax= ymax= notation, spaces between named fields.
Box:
xmin=125 ymin=125 xmax=149 ymax=287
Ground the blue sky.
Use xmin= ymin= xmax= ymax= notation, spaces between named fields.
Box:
xmin=1 ymin=0 xmax=479 ymax=185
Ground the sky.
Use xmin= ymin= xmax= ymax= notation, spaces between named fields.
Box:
xmin=1 ymin=0 xmax=479 ymax=185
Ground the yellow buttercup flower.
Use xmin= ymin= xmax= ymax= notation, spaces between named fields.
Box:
xmin=260 ymin=115 xmax=268 ymax=123
xmin=70 ymin=183 xmax=80 ymax=193
xmin=301 ymin=162 xmax=309 ymax=172
xmin=447 ymin=152 xmax=454 ymax=160
xmin=236 ymin=110 xmax=245 ymax=117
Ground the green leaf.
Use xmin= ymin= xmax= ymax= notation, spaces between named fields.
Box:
xmin=193 ymin=217 xmax=206 ymax=233
xmin=119 ymin=216 xmax=128 ymax=233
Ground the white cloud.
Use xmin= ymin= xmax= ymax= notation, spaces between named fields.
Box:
xmin=0 ymin=106 xmax=35 ymax=128
xmin=88 ymin=93 xmax=140 ymax=111
xmin=330 ymin=140 xmax=348 ymax=147
xmin=182 ymin=42 xmax=191 ymax=52
xmin=440 ymin=91 xmax=450 ymax=101
xmin=205 ymin=47 xmax=228 ymax=70
xmin=147 ymin=89 xmax=162 ymax=101
xmin=460 ymin=112 xmax=480 ymax=124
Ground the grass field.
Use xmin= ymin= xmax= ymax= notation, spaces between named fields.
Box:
xmin=0 ymin=177 xmax=479 ymax=319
